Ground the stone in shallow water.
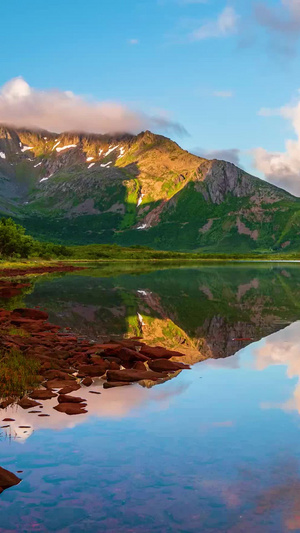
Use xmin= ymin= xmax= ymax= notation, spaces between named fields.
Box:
xmin=58 ymin=384 xmax=81 ymax=394
xmin=18 ymin=398 xmax=41 ymax=410
xmin=46 ymin=379 xmax=78 ymax=390
xmin=82 ymin=377 xmax=93 ymax=387
xmin=57 ymin=394 xmax=86 ymax=404
xmin=0 ymin=466 xmax=21 ymax=494
xmin=29 ymin=389 xmax=57 ymax=400
xmin=148 ymin=359 xmax=190 ymax=372
xmin=77 ymin=362 xmax=109 ymax=377
xmin=140 ymin=346 xmax=185 ymax=360
xmin=106 ymin=369 xmax=166 ymax=383
xmin=53 ymin=403 xmax=87 ymax=415
xmin=103 ymin=382 xmax=133 ymax=389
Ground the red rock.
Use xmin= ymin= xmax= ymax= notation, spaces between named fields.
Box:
xmin=46 ymin=379 xmax=78 ymax=389
xmin=89 ymin=391 xmax=101 ymax=395
xmin=58 ymin=384 xmax=81 ymax=394
xmin=0 ymin=466 xmax=21 ymax=494
xmin=18 ymin=398 xmax=41 ymax=410
xmin=29 ymin=389 xmax=57 ymax=400
xmin=12 ymin=308 xmax=48 ymax=321
xmin=0 ymin=398 xmax=14 ymax=409
xmin=77 ymin=362 xmax=109 ymax=377
xmin=106 ymin=369 xmax=166 ymax=383
xmin=58 ymin=394 xmax=86 ymax=404
xmin=82 ymin=377 xmax=93 ymax=387
xmin=103 ymin=382 xmax=133 ymax=389
xmin=133 ymin=361 xmax=147 ymax=371
xmin=2 ymin=418 xmax=15 ymax=422
xmin=140 ymin=346 xmax=185 ymax=359
xmin=148 ymin=359 xmax=190 ymax=372
xmin=43 ymin=370 xmax=75 ymax=381
xmin=38 ymin=414 xmax=50 ymax=417
xmin=109 ymin=361 xmax=121 ymax=370
xmin=53 ymin=403 xmax=87 ymax=415
xmin=104 ymin=346 xmax=150 ymax=363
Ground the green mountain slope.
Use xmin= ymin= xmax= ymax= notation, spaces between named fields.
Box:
xmin=0 ymin=125 xmax=300 ymax=252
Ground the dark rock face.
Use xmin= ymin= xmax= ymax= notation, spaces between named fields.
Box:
xmin=0 ymin=467 xmax=21 ymax=494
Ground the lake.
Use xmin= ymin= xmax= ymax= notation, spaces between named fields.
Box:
xmin=1 ymin=263 xmax=300 ymax=532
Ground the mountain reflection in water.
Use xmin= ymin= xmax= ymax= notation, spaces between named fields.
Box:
xmin=2 ymin=263 xmax=300 ymax=532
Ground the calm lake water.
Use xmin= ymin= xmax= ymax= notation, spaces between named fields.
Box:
xmin=2 ymin=263 xmax=300 ymax=532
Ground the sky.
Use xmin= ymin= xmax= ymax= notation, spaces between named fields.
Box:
xmin=2 ymin=0 xmax=300 ymax=194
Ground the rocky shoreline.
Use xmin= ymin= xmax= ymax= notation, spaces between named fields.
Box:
xmin=0 ymin=266 xmax=191 ymax=493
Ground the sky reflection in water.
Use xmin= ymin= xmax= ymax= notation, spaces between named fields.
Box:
xmin=1 ymin=265 xmax=300 ymax=532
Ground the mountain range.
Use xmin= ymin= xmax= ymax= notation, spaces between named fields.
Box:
xmin=0 ymin=124 xmax=299 ymax=252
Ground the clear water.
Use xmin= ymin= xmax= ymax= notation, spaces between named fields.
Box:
xmin=1 ymin=263 xmax=300 ymax=532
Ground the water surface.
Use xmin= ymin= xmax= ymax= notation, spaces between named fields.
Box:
xmin=1 ymin=263 xmax=300 ymax=532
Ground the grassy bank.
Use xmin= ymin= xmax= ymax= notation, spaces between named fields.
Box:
xmin=1 ymin=217 xmax=300 ymax=266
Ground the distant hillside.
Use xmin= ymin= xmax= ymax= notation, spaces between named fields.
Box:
xmin=0 ymin=125 xmax=299 ymax=252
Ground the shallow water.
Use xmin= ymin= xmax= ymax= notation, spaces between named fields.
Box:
xmin=2 ymin=263 xmax=300 ymax=532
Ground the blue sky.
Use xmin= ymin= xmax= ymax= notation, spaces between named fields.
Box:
xmin=2 ymin=0 xmax=300 ymax=193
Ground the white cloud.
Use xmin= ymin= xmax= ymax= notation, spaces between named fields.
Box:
xmin=0 ymin=77 xmax=186 ymax=136
xmin=128 ymin=38 xmax=139 ymax=45
xmin=190 ymin=6 xmax=239 ymax=40
xmin=253 ymin=92 xmax=300 ymax=196
xmin=213 ymin=90 xmax=234 ymax=98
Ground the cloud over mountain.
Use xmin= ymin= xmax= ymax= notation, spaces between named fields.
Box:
xmin=253 ymin=92 xmax=300 ymax=196
xmin=0 ymin=77 xmax=186 ymax=136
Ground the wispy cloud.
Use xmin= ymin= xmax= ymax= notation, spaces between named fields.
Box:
xmin=253 ymin=92 xmax=300 ymax=196
xmin=254 ymin=0 xmax=300 ymax=54
xmin=0 ymin=77 xmax=187 ymax=136
xmin=213 ymin=90 xmax=234 ymax=98
xmin=190 ymin=6 xmax=239 ymax=41
xmin=128 ymin=38 xmax=139 ymax=45
xmin=194 ymin=147 xmax=242 ymax=166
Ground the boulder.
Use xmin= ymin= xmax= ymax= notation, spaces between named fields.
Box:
xmin=0 ymin=467 xmax=21 ymax=494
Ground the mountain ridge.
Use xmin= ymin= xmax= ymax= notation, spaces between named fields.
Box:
xmin=0 ymin=124 xmax=299 ymax=253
